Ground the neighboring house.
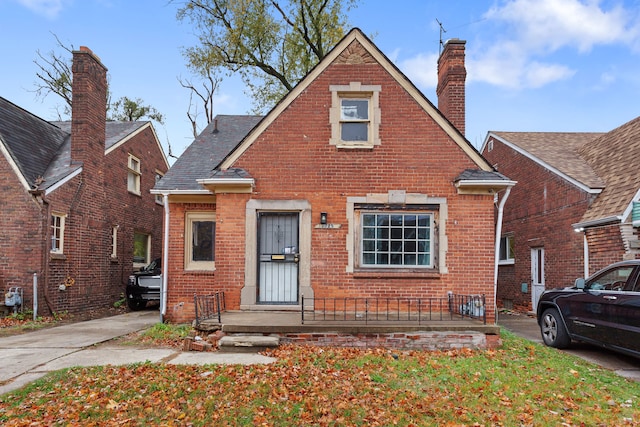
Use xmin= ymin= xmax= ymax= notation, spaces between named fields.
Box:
xmin=155 ymin=29 xmax=514 ymax=325
xmin=0 ymin=47 xmax=169 ymax=316
xmin=482 ymin=117 xmax=640 ymax=310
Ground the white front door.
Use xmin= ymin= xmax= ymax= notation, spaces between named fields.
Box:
xmin=531 ymin=247 xmax=545 ymax=310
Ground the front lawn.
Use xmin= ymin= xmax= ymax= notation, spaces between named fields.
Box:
xmin=1 ymin=330 xmax=639 ymax=426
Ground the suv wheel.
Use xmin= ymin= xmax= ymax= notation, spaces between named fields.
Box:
xmin=540 ymin=308 xmax=571 ymax=348
xmin=127 ymin=298 xmax=146 ymax=311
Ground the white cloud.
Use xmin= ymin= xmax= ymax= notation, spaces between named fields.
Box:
xmin=399 ymin=52 xmax=439 ymax=89
xmin=467 ymin=0 xmax=638 ymax=89
xmin=524 ymin=61 xmax=575 ymax=87
xmin=485 ymin=0 xmax=639 ymax=53
xmin=468 ymin=40 xmax=574 ymax=89
xmin=16 ymin=0 xmax=68 ymax=19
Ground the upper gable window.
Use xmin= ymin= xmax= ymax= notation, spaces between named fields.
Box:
xmin=128 ymin=154 xmax=141 ymax=195
xmin=341 ymin=98 xmax=369 ymax=141
xmin=330 ymin=82 xmax=381 ymax=149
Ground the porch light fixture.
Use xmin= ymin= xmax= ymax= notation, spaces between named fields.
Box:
xmin=320 ymin=212 xmax=328 ymax=225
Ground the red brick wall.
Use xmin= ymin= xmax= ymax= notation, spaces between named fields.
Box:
xmin=483 ymin=136 xmax=592 ymax=310
xmin=0 ymin=156 xmax=44 ymax=309
xmin=165 ymin=202 xmax=217 ymax=321
xmin=0 ymin=48 xmax=167 ymax=317
xmin=42 ymin=125 xmax=167 ymax=316
xmin=166 ymin=42 xmax=498 ymax=324
xmin=585 ymin=224 xmax=625 ymax=274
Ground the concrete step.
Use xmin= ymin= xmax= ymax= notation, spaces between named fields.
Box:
xmin=218 ymin=335 xmax=280 ymax=353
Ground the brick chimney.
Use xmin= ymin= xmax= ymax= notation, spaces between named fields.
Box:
xmin=436 ymin=39 xmax=466 ymax=135
xmin=71 ymin=46 xmax=107 ymax=172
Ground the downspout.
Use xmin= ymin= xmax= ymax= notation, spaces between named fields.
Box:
xmin=582 ymin=232 xmax=589 ymax=278
xmin=29 ymin=188 xmax=55 ymax=315
xmin=494 ymin=185 xmax=513 ymax=324
xmin=160 ymin=193 xmax=170 ymax=322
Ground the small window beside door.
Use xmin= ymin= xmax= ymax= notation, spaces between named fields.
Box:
xmin=185 ymin=212 xmax=216 ymax=271
xmin=499 ymin=235 xmax=515 ymax=265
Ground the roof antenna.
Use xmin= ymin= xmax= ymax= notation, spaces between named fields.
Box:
xmin=436 ymin=18 xmax=447 ymax=55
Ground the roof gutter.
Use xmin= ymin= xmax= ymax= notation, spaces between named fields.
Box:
xmin=455 ymin=179 xmax=517 ymax=196
xmin=150 ymin=189 xmax=213 ymax=196
xmin=196 ymin=177 xmax=255 ymax=186
xmin=196 ymin=177 xmax=255 ymax=194
xmin=572 ymin=215 xmax=621 ymax=231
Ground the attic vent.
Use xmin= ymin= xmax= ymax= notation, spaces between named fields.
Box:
xmin=633 ymin=201 xmax=640 ymax=227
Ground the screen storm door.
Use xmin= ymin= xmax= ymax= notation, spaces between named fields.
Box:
xmin=531 ymin=247 xmax=545 ymax=310
xmin=257 ymin=212 xmax=299 ymax=303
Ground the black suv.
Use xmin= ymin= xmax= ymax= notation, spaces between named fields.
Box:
xmin=126 ymin=258 xmax=161 ymax=310
xmin=537 ymin=260 xmax=640 ymax=358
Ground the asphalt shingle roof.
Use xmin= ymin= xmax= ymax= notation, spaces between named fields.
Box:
xmin=155 ymin=115 xmax=263 ymax=192
xmin=577 ymin=116 xmax=640 ymax=223
xmin=0 ymin=97 xmax=68 ymax=188
xmin=491 ymin=131 xmax=605 ymax=189
xmin=493 ymin=117 xmax=640 ymax=224
xmin=0 ymin=96 xmax=155 ymax=191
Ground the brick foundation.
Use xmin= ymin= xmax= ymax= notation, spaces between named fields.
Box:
xmin=218 ymin=331 xmax=501 ymax=351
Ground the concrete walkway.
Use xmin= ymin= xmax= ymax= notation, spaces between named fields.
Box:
xmin=0 ymin=310 xmax=275 ymax=396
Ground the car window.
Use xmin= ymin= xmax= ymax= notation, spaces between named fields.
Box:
xmin=587 ymin=266 xmax=635 ymax=291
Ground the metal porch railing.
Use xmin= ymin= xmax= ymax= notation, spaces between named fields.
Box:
xmin=301 ymin=294 xmax=486 ymax=325
xmin=194 ymin=292 xmax=226 ymax=327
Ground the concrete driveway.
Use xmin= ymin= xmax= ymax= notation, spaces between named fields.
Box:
xmin=497 ymin=312 xmax=640 ymax=382
xmin=0 ymin=310 xmax=275 ymax=396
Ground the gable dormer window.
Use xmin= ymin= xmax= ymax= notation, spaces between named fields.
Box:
xmin=330 ymin=82 xmax=381 ymax=148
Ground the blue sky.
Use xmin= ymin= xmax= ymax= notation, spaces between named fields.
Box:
xmin=2 ymin=0 xmax=640 ymax=161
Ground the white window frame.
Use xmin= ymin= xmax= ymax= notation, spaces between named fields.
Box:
xmin=360 ymin=211 xmax=434 ymax=269
xmin=133 ymin=232 xmax=150 ymax=268
xmin=185 ymin=212 xmax=216 ymax=271
xmin=499 ymin=234 xmax=515 ymax=265
xmin=128 ymin=154 xmax=141 ymax=195
xmin=330 ymin=82 xmax=381 ymax=149
xmin=51 ymin=213 xmax=66 ymax=254
xmin=154 ymin=171 xmax=164 ymax=205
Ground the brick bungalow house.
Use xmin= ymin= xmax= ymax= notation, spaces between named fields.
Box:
xmin=482 ymin=116 xmax=640 ymax=311
xmin=155 ymin=28 xmax=515 ymax=325
xmin=0 ymin=47 xmax=169 ymax=317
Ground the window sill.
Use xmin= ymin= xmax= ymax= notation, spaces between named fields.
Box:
xmin=498 ymin=260 xmax=515 ymax=266
xmin=128 ymin=190 xmax=141 ymax=197
xmin=353 ymin=268 xmax=441 ymax=279
xmin=334 ymin=142 xmax=375 ymax=149
xmin=184 ymin=269 xmax=216 ymax=275
xmin=50 ymin=252 xmax=66 ymax=261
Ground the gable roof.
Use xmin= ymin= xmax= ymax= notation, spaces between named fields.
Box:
xmin=154 ymin=115 xmax=263 ymax=193
xmin=488 ymin=131 xmax=605 ymax=191
xmin=0 ymin=96 xmax=166 ymax=192
xmin=0 ymin=97 xmax=69 ymax=190
xmin=489 ymin=116 xmax=640 ymax=227
xmin=577 ymin=116 xmax=640 ymax=224
xmin=218 ymin=28 xmax=493 ymax=173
